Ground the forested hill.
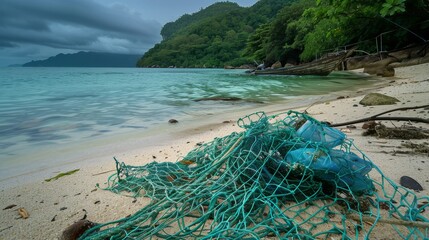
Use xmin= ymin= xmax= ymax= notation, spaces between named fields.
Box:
xmin=161 ymin=2 xmax=243 ymax=40
xmin=23 ymin=52 xmax=142 ymax=67
xmin=138 ymin=0 xmax=429 ymax=68
xmin=138 ymin=0 xmax=292 ymax=68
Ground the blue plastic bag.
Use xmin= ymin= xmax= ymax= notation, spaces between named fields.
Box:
xmin=286 ymin=148 xmax=373 ymax=194
xmin=296 ymin=120 xmax=345 ymax=148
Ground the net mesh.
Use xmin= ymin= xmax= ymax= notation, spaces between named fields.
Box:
xmin=81 ymin=111 xmax=429 ymax=239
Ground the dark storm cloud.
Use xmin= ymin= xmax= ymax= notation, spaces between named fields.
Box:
xmin=0 ymin=0 xmax=162 ymax=53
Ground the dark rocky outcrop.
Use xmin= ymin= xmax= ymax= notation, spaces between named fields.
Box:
xmin=346 ymin=43 xmax=429 ymax=77
xmin=363 ymin=57 xmax=398 ymax=77
xmin=271 ymin=61 xmax=282 ymax=69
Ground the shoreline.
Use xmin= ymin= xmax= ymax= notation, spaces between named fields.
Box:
xmin=1 ymin=63 xmax=428 ymax=239
xmin=0 ymin=70 xmax=385 ymax=188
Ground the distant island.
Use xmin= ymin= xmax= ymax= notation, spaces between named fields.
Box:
xmin=23 ymin=51 xmax=142 ymax=67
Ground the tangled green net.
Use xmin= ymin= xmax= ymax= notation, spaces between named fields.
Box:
xmin=81 ymin=111 xmax=428 ymax=239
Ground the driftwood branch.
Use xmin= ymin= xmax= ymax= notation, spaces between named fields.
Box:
xmin=328 ymin=105 xmax=429 ymax=127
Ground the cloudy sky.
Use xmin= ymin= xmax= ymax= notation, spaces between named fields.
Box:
xmin=0 ymin=0 xmax=257 ymax=66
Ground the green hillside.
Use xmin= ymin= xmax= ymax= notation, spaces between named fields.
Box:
xmin=138 ymin=0 xmax=292 ymax=68
xmin=160 ymin=2 xmax=243 ymax=40
xmin=139 ymin=0 xmax=429 ymax=68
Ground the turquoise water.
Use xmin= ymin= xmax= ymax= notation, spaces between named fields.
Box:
xmin=0 ymin=67 xmax=376 ymax=180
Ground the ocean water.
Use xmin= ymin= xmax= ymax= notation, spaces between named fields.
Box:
xmin=0 ymin=67 xmax=377 ymax=181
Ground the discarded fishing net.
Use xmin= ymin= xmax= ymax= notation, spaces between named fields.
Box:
xmin=81 ymin=111 xmax=429 ymax=239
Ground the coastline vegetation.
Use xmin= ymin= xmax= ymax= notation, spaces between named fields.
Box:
xmin=137 ymin=0 xmax=428 ymax=68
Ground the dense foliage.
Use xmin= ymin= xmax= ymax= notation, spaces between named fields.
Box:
xmin=138 ymin=0 xmax=292 ymax=68
xmin=138 ymin=0 xmax=429 ymax=68
xmin=160 ymin=2 xmax=242 ymax=40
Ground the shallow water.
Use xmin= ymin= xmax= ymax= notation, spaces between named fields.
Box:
xmin=0 ymin=67 xmax=378 ymax=180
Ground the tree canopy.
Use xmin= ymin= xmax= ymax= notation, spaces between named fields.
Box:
xmin=138 ymin=0 xmax=429 ymax=68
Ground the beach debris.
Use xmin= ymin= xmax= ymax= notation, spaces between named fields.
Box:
xmin=51 ymin=215 xmax=57 ymax=222
xmin=0 ymin=226 xmax=13 ymax=233
xmin=60 ymin=220 xmax=97 ymax=240
xmin=401 ymin=142 xmax=429 ymax=155
xmin=362 ymin=122 xmax=429 ymax=139
xmin=375 ymin=125 xmax=429 ymax=139
xmin=81 ymin=209 xmax=88 ymax=220
xmin=400 ymin=176 xmax=423 ymax=191
xmin=3 ymin=204 xmax=17 ymax=210
xmin=92 ymin=169 xmax=115 ymax=176
xmin=362 ymin=121 xmax=377 ymax=130
xmin=168 ymin=119 xmax=178 ymax=124
xmin=60 ymin=207 xmax=67 ymax=211
xmin=45 ymin=169 xmax=80 ymax=182
xmin=359 ymin=93 xmax=400 ymax=106
xmin=329 ymin=105 xmax=429 ymax=127
xmin=340 ymin=128 xmax=352 ymax=133
xmin=94 ymin=200 xmax=100 ymax=205
xmin=79 ymin=111 xmax=429 ymax=240
xmin=18 ymin=207 xmax=29 ymax=219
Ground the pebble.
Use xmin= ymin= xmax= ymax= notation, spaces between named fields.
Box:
xmin=168 ymin=119 xmax=178 ymax=124
xmin=60 ymin=220 xmax=97 ymax=240
xmin=400 ymin=176 xmax=423 ymax=191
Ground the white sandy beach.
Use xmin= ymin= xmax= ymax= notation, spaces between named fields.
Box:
xmin=0 ymin=63 xmax=428 ymax=239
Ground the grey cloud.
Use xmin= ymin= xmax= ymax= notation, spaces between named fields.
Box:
xmin=0 ymin=0 xmax=162 ymax=62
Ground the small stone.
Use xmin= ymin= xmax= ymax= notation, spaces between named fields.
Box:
xmin=346 ymin=125 xmax=357 ymax=129
xmin=60 ymin=207 xmax=67 ymax=211
xmin=60 ymin=220 xmax=97 ymax=240
xmin=168 ymin=119 xmax=178 ymax=124
xmin=152 ymin=156 xmax=157 ymax=159
xmin=400 ymin=176 xmax=423 ymax=191
xmin=353 ymin=104 xmax=358 ymax=107
xmin=337 ymin=96 xmax=345 ymax=99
